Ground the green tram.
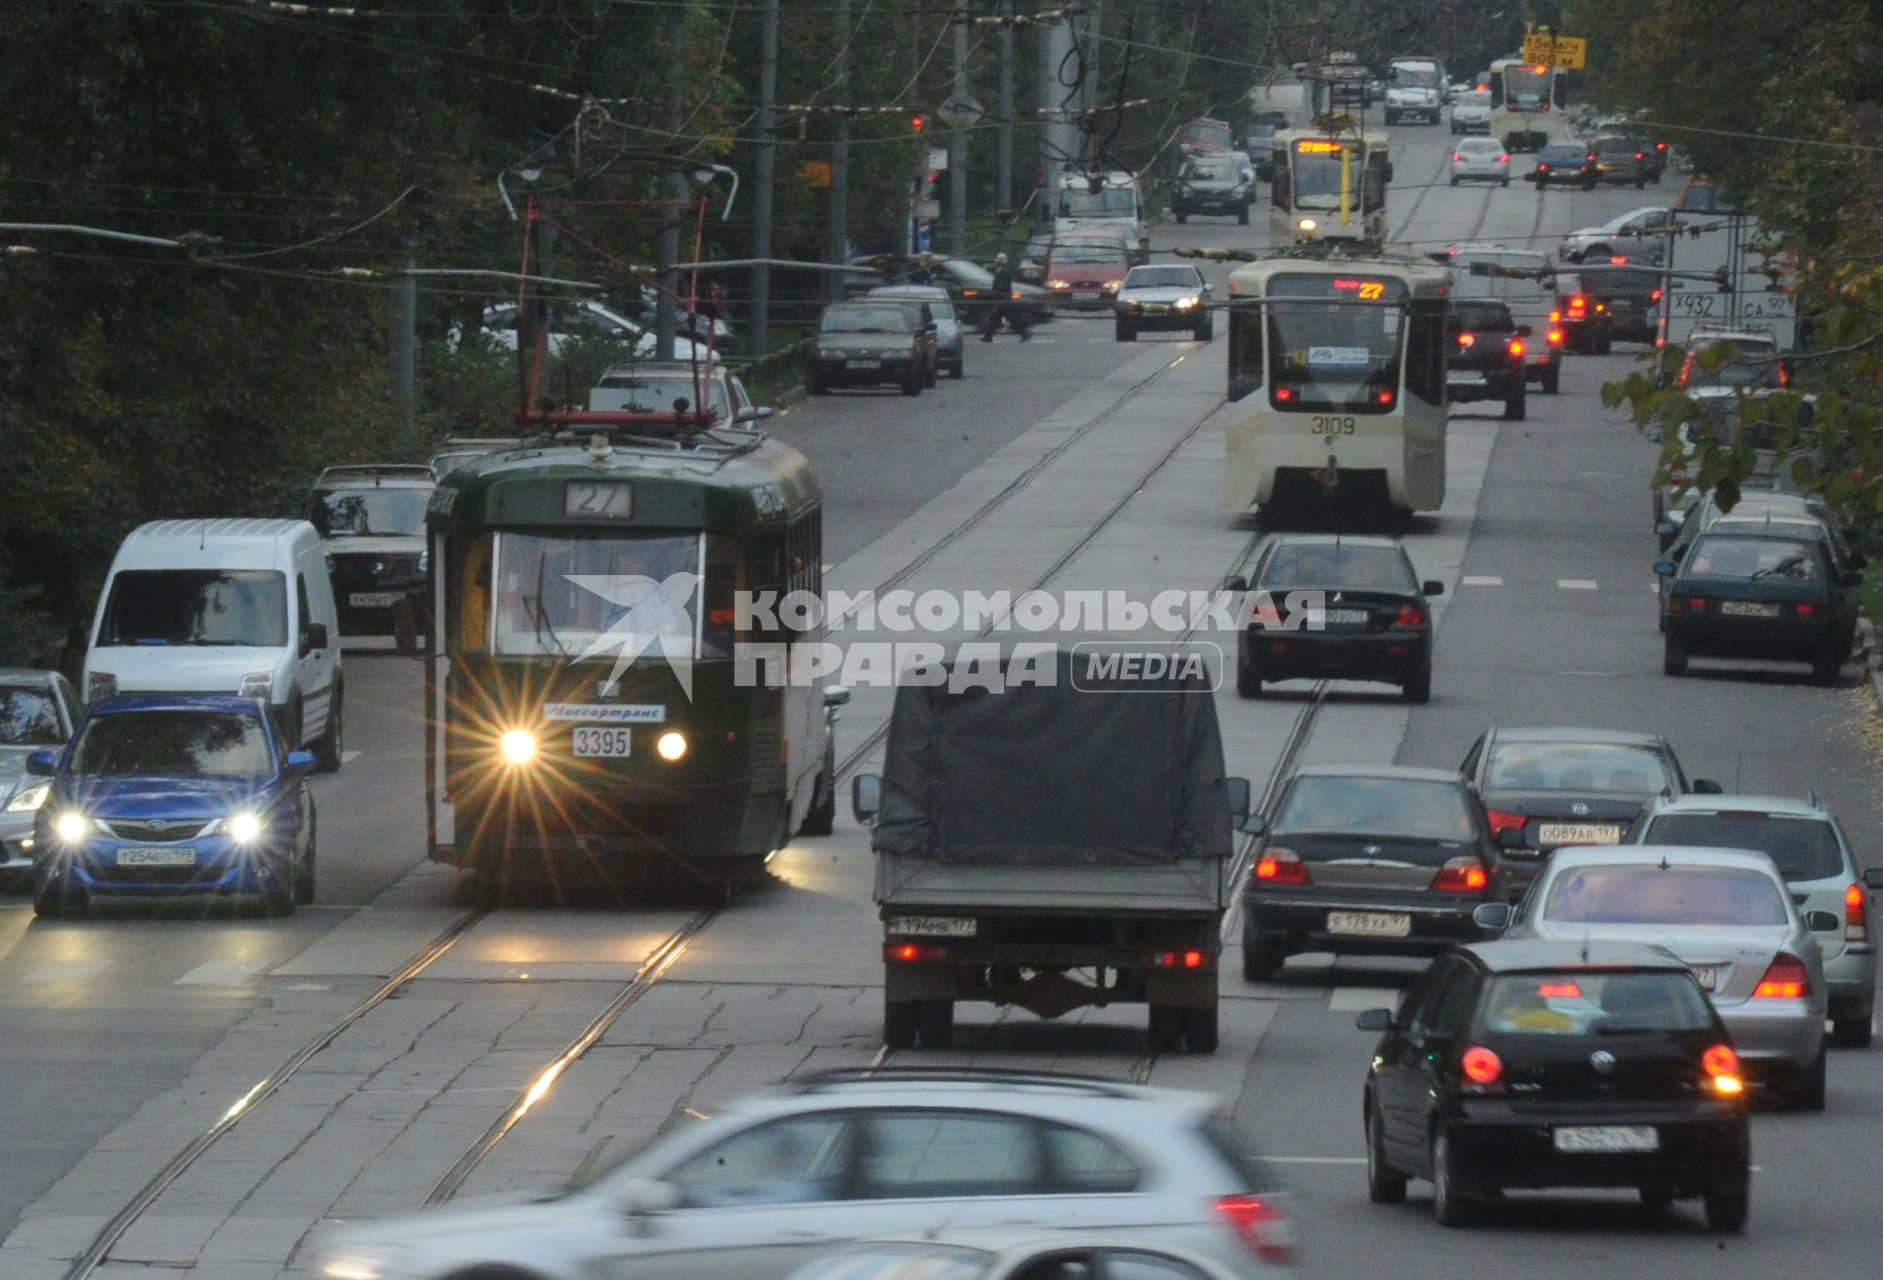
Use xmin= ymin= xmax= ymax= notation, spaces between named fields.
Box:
xmin=423 ymin=424 xmax=840 ymax=892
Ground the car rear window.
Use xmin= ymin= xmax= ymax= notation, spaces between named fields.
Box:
xmin=1543 ymin=864 xmax=1789 ymax=926
xmin=1484 ymin=742 xmax=1670 ymax=794
xmin=821 ymin=306 xmax=910 ymax=333
xmin=1258 ymin=543 xmax=1416 ymax=591
xmin=0 ymin=686 xmax=62 ymax=746
xmin=1685 ymin=535 xmax=1820 ymax=580
xmin=1644 ymin=813 xmax=1845 ymax=880
xmin=1457 ymin=138 xmax=1503 ymax=153
xmin=1541 ymin=145 xmax=1589 ymax=162
xmin=1275 ymin=776 xmax=1476 ymax=843
xmin=1452 ymin=302 xmax=1514 ymax=331
xmin=1478 ymin=971 xmax=1714 ymax=1035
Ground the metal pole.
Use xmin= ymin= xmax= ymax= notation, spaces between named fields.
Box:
xmin=751 ymin=0 xmax=779 ymax=362
xmin=392 ymin=236 xmax=417 ymax=415
xmin=997 ymin=0 xmax=1013 ymax=215
xmin=949 ymin=6 xmax=968 ymax=258
xmin=657 ymin=10 xmax=684 ymax=359
xmin=1037 ymin=14 xmax=1074 ymax=233
xmin=1082 ymin=0 xmax=1102 ymax=167
xmin=826 ymin=0 xmax=851 ymax=301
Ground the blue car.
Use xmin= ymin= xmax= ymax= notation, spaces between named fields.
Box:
xmin=24 ymin=695 xmax=317 ymax=917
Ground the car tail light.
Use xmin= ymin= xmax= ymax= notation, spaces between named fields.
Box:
xmin=1452 ymin=152 xmax=1464 ymax=162
xmin=1753 ymin=952 xmax=1811 ymax=999
xmin=1549 ymin=308 xmax=1563 ymax=324
xmin=1537 ymin=982 xmax=1582 ymax=998
xmin=1702 ymin=1043 xmax=1743 ymax=1095
xmin=1432 ymin=857 xmax=1489 ymax=892
xmin=1498 ymin=153 xmax=1510 ymax=163
xmin=1391 ymin=604 xmax=1425 ymax=627
xmin=1461 ymin=1046 xmax=1503 ymax=1089
xmin=1656 ymin=141 xmax=1668 ymax=151
xmin=1254 ymin=848 xmax=1311 ymax=885
xmin=1547 ymin=329 xmax=1564 ymax=346
xmin=1507 ymin=338 xmax=1525 ymax=358
xmin=1274 ymin=386 xmax=1295 ymax=403
xmin=1652 ymin=288 xmax=1663 ymax=303
xmin=1847 ymin=882 xmax=1869 ymax=942
xmin=1151 ymin=949 xmax=1214 ymax=969
xmin=1795 ymin=602 xmax=1817 ymax=618
xmin=1538 ymin=163 xmax=1551 ymax=172
xmin=1636 ymin=152 xmax=1645 ymax=160
xmin=1567 ymin=295 xmax=1588 ymax=317
xmin=1609 ymin=255 xmax=1629 ymax=266
xmin=1486 ymin=809 xmax=1527 ymax=836
xmin=1214 ymin=1195 xmax=1293 ymax=1264
xmin=885 ymin=941 xmax=949 ymax=963
xmin=1457 ymin=332 xmax=1476 ymax=348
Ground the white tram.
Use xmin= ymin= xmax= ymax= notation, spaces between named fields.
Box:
xmin=1488 ymin=56 xmax=1571 ymax=153
xmin=1269 ymin=119 xmax=1391 ymax=249
xmin=1220 ymin=254 xmax=1452 ymax=524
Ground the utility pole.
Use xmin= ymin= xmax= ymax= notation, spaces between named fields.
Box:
xmin=1085 ymin=1 xmax=1103 ymax=169
xmin=949 ymin=6 xmax=968 ymax=258
xmin=657 ymin=9 xmax=684 ymax=359
xmin=751 ymin=0 xmax=779 ymax=362
xmin=826 ymin=0 xmax=851 ymax=301
xmin=997 ymin=0 xmax=1014 ymax=218
xmin=391 ymin=228 xmax=418 ymax=416
xmin=1036 ymin=13 xmax=1075 ymax=233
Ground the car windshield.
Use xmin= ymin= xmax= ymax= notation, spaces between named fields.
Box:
xmin=1543 ymin=864 xmax=1789 ymax=926
xmin=1644 ymin=813 xmax=1845 ymax=880
xmin=1185 ymin=164 xmax=1228 ymax=182
xmin=1484 ymin=742 xmax=1669 ymax=794
xmin=1275 ymin=775 xmax=1475 ymax=841
xmin=1685 ymin=535 xmax=1819 ymax=580
xmin=1259 ymin=542 xmax=1416 ymax=591
xmin=99 ymin=570 xmax=289 ymax=648
xmin=1392 ymin=65 xmax=1441 ymax=88
xmin=486 ymin=530 xmax=715 ymax=660
xmin=0 ymin=687 xmax=63 ymax=746
xmin=591 ymin=374 xmax=731 ymax=417
xmin=1479 ymin=972 xmax=1714 ymax=1035
xmin=1125 ymin=268 xmax=1197 ymax=289
xmin=1185 ymin=122 xmax=1233 ymax=147
xmin=789 ymin=1245 xmax=991 ymax=1280
xmin=1058 ymin=186 xmax=1136 ymax=218
xmin=1052 ymin=240 xmax=1127 ymax=265
xmin=821 ymin=306 xmax=909 ymax=334
xmin=1265 ymin=272 xmax=1408 ymax=401
xmin=1502 ymin=65 xmax=1550 ymax=108
xmin=70 ymin=710 xmax=272 ymax=777
xmin=309 ymin=487 xmax=430 ymax=538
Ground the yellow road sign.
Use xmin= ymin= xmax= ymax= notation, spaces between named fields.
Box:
xmin=798 ymin=161 xmax=832 ymax=188
xmin=1521 ymin=34 xmax=1586 ymax=69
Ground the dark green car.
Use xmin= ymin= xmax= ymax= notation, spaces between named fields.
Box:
xmin=1656 ymin=531 xmax=1861 ymax=685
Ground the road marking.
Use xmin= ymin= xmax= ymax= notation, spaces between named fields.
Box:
xmin=1557 ymin=578 xmax=1598 ymax=590
xmin=341 ymin=750 xmax=362 ymax=764
xmin=1461 ymin=575 xmax=1503 ymax=586
xmin=1329 ymin=987 xmax=1401 ymax=1012
xmin=21 ymin=960 xmax=113 ymax=984
xmin=176 ymin=958 xmax=270 ymax=986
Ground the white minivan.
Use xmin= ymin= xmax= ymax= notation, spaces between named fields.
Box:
xmin=84 ymin=519 xmax=345 ymax=770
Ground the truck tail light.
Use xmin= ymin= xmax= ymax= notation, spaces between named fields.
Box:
xmin=885 ymin=942 xmax=950 ymax=964
xmin=1254 ymin=848 xmax=1311 ymax=885
xmin=1847 ymin=882 xmax=1869 ymax=942
xmin=1431 ymin=857 xmax=1489 ymax=892
xmin=1567 ymin=295 xmax=1587 ymax=317
xmin=1214 ymin=1195 xmax=1294 ymax=1264
xmin=1753 ymin=952 xmax=1811 ymax=999
xmin=1547 ymin=329 xmax=1564 ymax=346
xmin=1486 ymin=809 xmax=1527 ymax=836
xmin=1151 ymin=949 xmax=1215 ymax=969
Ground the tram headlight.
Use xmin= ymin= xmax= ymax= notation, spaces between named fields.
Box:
xmin=1296 ymin=217 xmax=1318 ymax=233
xmin=656 ymin=730 xmax=689 ymax=762
xmin=498 ymin=729 xmax=539 ymax=766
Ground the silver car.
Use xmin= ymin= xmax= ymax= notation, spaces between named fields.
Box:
xmin=0 ymin=669 xmax=83 ymax=886
xmin=1633 ymin=795 xmax=1881 ymax=1047
xmin=1481 ymin=846 xmax=1829 ymax=1108
xmin=871 ymin=283 xmax=967 ymax=379
xmin=1557 ymin=206 xmax=1672 ymax=264
xmin=789 ymin=1230 xmax=1279 ymax=1280
xmin=316 ymin=1071 xmax=1297 ymax=1280
xmin=1114 ymin=264 xmax=1213 ymax=342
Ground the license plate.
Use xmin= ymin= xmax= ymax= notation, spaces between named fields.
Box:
xmin=1142 ymin=304 xmax=1168 ymax=314
xmin=117 ymin=846 xmax=197 ymax=867
xmin=1690 ymin=965 xmax=1718 ymax=992
xmin=1553 ymin=1125 xmax=1659 ymax=1153
xmin=1720 ymin=600 xmax=1781 ymax=618
xmin=571 ymin=726 xmax=632 ymax=758
xmin=887 ymin=915 xmax=978 ymax=938
xmin=1536 ymin=822 xmax=1623 ymax=846
xmin=1447 ymin=371 xmax=1487 ymax=385
xmin=847 ymin=359 xmax=881 ymax=370
xmin=1306 ymin=608 xmax=1372 ymax=626
xmin=349 ymin=591 xmax=403 ymax=609
xmin=1326 ymin=910 xmax=1412 ymax=938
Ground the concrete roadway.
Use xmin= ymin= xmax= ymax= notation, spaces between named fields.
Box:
xmin=2 ymin=121 xmax=1877 ymax=1280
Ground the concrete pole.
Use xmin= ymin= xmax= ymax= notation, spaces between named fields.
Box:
xmin=826 ymin=0 xmax=851 ymax=301
xmin=656 ymin=9 xmax=684 ymax=359
xmin=1037 ymin=14 xmax=1075 ymax=232
xmin=751 ymin=0 xmax=779 ymax=361
xmin=392 ymin=233 xmax=417 ymax=415
xmin=1081 ymin=1 xmax=1101 ymax=167
xmin=949 ymin=6 xmax=968 ymax=258
xmin=997 ymin=0 xmax=1013 ymax=215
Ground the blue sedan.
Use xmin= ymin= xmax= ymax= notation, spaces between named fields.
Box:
xmin=24 ymin=695 xmax=317 ymax=917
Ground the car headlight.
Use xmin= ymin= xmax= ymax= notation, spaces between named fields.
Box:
xmin=214 ymin=812 xmax=266 ymax=843
xmin=499 ymin=728 xmax=538 ymax=766
xmin=1047 ymin=278 xmax=1069 ymax=290
xmin=238 ymin=672 xmax=273 ymax=700
xmin=656 ymin=730 xmax=689 ymax=762
xmin=417 ymin=550 xmax=429 ymax=575
xmin=1173 ymin=296 xmax=1200 ymax=310
xmin=6 ymin=783 xmax=50 ymax=814
xmin=54 ymin=811 xmax=95 ymax=843
xmin=1101 ymin=281 xmax=1119 ymax=292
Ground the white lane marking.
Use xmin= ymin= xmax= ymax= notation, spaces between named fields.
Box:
xmin=21 ymin=960 xmax=113 ymax=984
xmin=1329 ymin=987 xmax=1402 ymax=1012
xmin=1461 ymin=575 xmax=1503 ymax=586
xmin=176 ymin=958 xmax=270 ymax=986
xmin=1266 ymin=1156 xmax=1366 ymax=1165
xmin=1557 ymin=579 xmax=1598 ymax=590
xmin=341 ymin=750 xmax=362 ymax=764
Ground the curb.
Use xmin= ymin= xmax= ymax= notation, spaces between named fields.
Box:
xmin=1862 ymin=618 xmax=1883 ymax=709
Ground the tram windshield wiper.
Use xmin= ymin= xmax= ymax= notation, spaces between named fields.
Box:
xmin=527 ymin=550 xmax=570 ymax=658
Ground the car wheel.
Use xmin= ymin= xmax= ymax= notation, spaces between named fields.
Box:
xmin=883 ymin=998 xmax=919 ymax=1049
xmin=1832 ymin=1013 xmax=1874 ymax=1048
xmin=924 ymin=362 xmax=938 ymax=389
xmin=281 ymin=694 xmax=305 ymax=755
xmin=1450 ymin=176 xmax=1460 ymax=186
xmin=1404 ymin=665 xmax=1432 ymax=705
xmin=1504 ymin=384 xmax=1526 ymax=421
xmin=1639 ymin=1186 xmax=1676 ymax=1210
xmin=1115 ymin=320 xmax=1136 ymax=342
xmin=259 ymin=863 xmax=297 ymax=918
xmin=1663 ymin=632 xmax=1689 ymax=677
xmin=807 ymin=372 xmax=828 ymax=395
xmin=918 ymin=999 xmax=954 ymax=1049
xmin=1542 ymin=363 xmax=1561 ymax=395
xmin=1636 ymin=177 xmax=1647 ymax=189
xmin=1195 ymin=318 xmax=1213 ymax=342
xmin=1237 ymin=207 xmax=1249 ymax=225
xmin=1147 ymin=1004 xmax=1185 ymax=1053
xmin=1794 ymin=1048 xmax=1827 ymax=1110
xmin=32 ymin=866 xmax=86 ymax=920
xmin=1367 ymin=1105 xmax=1408 ymax=1204
xmin=949 ymin=359 xmax=964 ymax=380
xmin=1236 ymin=656 xmax=1262 ymax=699
xmin=797 ymin=740 xmax=837 ymax=837
xmin=1704 ymin=1187 xmax=1749 ymax=1233
xmin=1812 ymin=646 xmax=1843 ymax=687
xmin=1241 ymin=938 xmax=1285 ymax=982
xmin=901 ymin=374 xmax=922 ymax=397
xmin=1183 ymin=1003 xmax=1219 ymax=1053
xmin=393 ymin=599 xmax=419 ymax=655
xmin=294 ymin=809 xmax=317 ymax=905
xmin=1500 ymin=178 xmax=1510 ymax=188
xmin=314 ymin=683 xmax=343 ymax=773
xmin=1175 ymin=211 xmax=1188 ymax=224
xmin=1431 ymin=1129 xmax=1477 ymax=1227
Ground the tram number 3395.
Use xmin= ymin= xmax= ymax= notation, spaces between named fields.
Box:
xmin=1311 ymin=416 xmax=1357 ymax=436
xmin=572 ymin=726 xmax=633 ymax=758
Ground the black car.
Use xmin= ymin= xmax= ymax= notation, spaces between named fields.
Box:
xmin=1594 ymin=127 xmax=1668 ymax=182
xmin=1358 ymin=940 xmax=1750 ymax=1230
xmin=1462 ymin=727 xmax=1719 ymax=892
xmin=808 ymin=301 xmax=928 ymax=396
xmin=926 ymin=258 xmax=1055 ymax=327
xmin=1173 ymin=157 xmax=1251 ymax=224
xmin=1242 ymin=766 xmax=1505 ymax=980
xmin=1591 ymin=135 xmax=1653 ymax=188
xmin=1528 ymin=141 xmax=1597 ymax=189
xmin=304 ymin=464 xmax=434 ymax=653
xmin=1657 ymin=530 xmax=1861 ymax=685
xmin=1226 ymin=535 xmax=1443 ymax=703
xmin=1447 ymin=300 xmax=1528 ymax=420
xmin=1562 ymin=263 xmax=1660 ymax=349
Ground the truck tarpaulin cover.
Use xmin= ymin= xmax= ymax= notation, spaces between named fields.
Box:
xmin=874 ymin=648 xmax=1234 ymax=866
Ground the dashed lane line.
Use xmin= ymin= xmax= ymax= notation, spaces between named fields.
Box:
xmin=1461 ymin=575 xmax=1503 ymax=586
xmin=1558 ymin=578 xmax=1598 ymax=590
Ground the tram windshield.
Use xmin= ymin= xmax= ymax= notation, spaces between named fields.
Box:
xmin=1291 ymin=146 xmax=1360 ymax=202
xmin=1501 ymin=65 xmax=1549 ymax=109
xmin=474 ymin=530 xmax=725 ymax=660
xmin=1058 ymin=186 xmax=1136 ymax=219
xmin=1265 ymin=273 xmax=1408 ymax=408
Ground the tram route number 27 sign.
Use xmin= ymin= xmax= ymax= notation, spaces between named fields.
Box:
xmin=1521 ymin=33 xmax=1586 ymax=69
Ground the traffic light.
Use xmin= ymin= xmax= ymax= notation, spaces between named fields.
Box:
xmin=925 ymin=170 xmax=942 ymax=195
xmin=910 ymin=114 xmax=926 ymax=133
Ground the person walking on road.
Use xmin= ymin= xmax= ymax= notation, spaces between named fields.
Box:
xmin=980 ymin=252 xmax=1030 ymax=342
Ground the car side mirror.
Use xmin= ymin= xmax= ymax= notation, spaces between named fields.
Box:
xmin=1240 ymin=813 xmax=1267 ymax=836
xmin=1473 ymin=901 xmax=1513 ymax=931
xmin=754 ymin=405 xmax=775 ymax=420
xmin=1655 ymin=520 xmax=1677 ymax=538
xmin=1355 ymin=1008 xmax=1394 ymax=1032
xmin=1652 ymin=560 xmax=1676 ymax=577
xmin=1690 ymin=778 xmax=1724 ymax=795
xmin=852 ymin=774 xmax=882 ymax=827
xmin=301 ymin=622 xmax=330 ymax=654
xmin=1225 ymin=775 xmax=1251 ymax=822
xmin=619 ymin=1177 xmax=681 ymax=1217
xmin=25 ymin=749 xmax=58 ymax=777
xmin=1865 ymin=868 xmax=1883 ymax=891
xmin=1515 ymin=325 xmax=1533 ymax=338
xmin=284 ymin=750 xmax=318 ymax=778
xmin=1495 ymin=827 xmax=1525 ymax=850
xmin=1805 ymin=910 xmax=1841 ymax=933
xmin=1421 ymin=580 xmax=1445 ymax=597
xmin=1222 ymin=574 xmax=1249 ymax=592
xmin=822 ymin=684 xmax=851 ymax=708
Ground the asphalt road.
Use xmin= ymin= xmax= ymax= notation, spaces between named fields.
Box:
xmin=2 ymin=120 xmax=1877 ymax=1279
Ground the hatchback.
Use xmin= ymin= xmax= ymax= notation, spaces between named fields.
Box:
xmin=1528 ymin=142 xmax=1597 ymax=189
xmin=1656 ymin=530 xmax=1860 ymax=684
xmin=1591 ymin=136 xmax=1653 ymax=187
xmin=315 ymin=1070 xmax=1298 ymax=1280
xmin=789 ymin=1231 xmax=1273 ymax=1280
xmin=1448 ymin=137 xmax=1509 ymax=186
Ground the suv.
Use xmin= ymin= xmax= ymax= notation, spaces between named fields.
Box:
xmin=304 ymin=465 xmax=434 ymax=653
xmin=317 ymin=1071 xmax=1298 ymax=1280
xmin=1632 ymin=794 xmax=1882 ymax=1047
xmin=1677 ymin=328 xmax=1788 ymax=391
xmin=1591 ymin=135 xmax=1653 ymax=188
xmin=1564 ymin=262 xmax=1659 ymax=349
xmin=809 ymin=300 xmax=930 ymax=395
xmin=1447 ymin=300 xmax=1529 ymax=419
xmin=1441 ymin=244 xmax=1563 ymax=393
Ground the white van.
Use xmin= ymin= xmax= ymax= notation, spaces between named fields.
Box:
xmin=1056 ymin=170 xmax=1149 ymax=261
xmin=84 ymin=519 xmax=345 ymax=770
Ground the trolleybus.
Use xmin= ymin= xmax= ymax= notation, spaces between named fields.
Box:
xmin=1269 ymin=119 xmax=1391 ymax=249
xmin=1218 ymin=252 xmax=1452 ymax=525
xmin=1489 ymin=56 xmax=1570 ymax=153
xmin=422 ymin=421 xmax=841 ymax=895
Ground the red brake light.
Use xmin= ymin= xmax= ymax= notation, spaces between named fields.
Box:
xmin=1608 ymin=255 xmax=1629 ymax=265
xmin=1255 ymin=849 xmax=1311 ymax=885
xmin=1796 ymin=602 xmax=1817 ymax=618
xmin=1274 ymin=386 xmax=1295 ymax=403
xmin=1537 ymin=982 xmax=1582 ymax=998
xmin=1652 ymin=289 xmax=1663 ymax=303
xmin=886 ymin=941 xmax=948 ymax=963
xmin=1431 ymin=856 xmax=1489 ymax=892
xmin=1457 ymin=331 xmax=1476 ymax=348
xmin=1498 ymin=153 xmax=1510 ymax=163
xmin=1657 ymin=141 xmax=1668 ymax=151
xmin=1461 ymin=1046 xmax=1503 ymax=1086
xmin=1507 ymin=339 xmax=1525 ymax=358
xmin=1549 ymin=309 xmax=1562 ymax=324
xmin=1567 ymin=295 xmax=1587 ymax=317
xmin=1214 ymin=1195 xmax=1293 ymax=1264
xmin=1702 ymin=1043 xmax=1743 ymax=1094
xmin=1486 ymin=809 xmax=1527 ymax=836
xmin=1753 ymin=953 xmax=1811 ymax=999
xmin=1151 ymin=949 xmax=1212 ymax=969
xmin=1375 ymin=388 xmax=1395 ymax=406
xmin=1847 ymin=882 xmax=1869 ymax=942
xmin=1452 ymin=152 xmax=1464 ymax=162
xmin=1538 ymin=163 xmax=1550 ymax=172
xmin=1636 ymin=152 xmax=1645 ymax=160
xmin=1391 ymin=604 xmax=1425 ymax=627
xmin=1547 ymin=329 xmax=1564 ymax=346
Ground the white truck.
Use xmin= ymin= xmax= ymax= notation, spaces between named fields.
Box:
xmin=1384 ymin=56 xmax=1446 ymax=125
xmin=1657 ymin=184 xmax=1798 ymax=355
xmin=1055 ymin=170 xmax=1149 ymax=262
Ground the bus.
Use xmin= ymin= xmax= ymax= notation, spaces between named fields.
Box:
xmin=422 ymin=420 xmax=840 ymax=895
xmin=1270 ymin=120 xmax=1391 ymax=249
xmin=1220 ymin=253 xmax=1452 ymax=525
xmin=1488 ymin=56 xmax=1570 ymax=153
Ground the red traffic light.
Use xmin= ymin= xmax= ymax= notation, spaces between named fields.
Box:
xmin=911 ymin=115 xmax=926 ymax=132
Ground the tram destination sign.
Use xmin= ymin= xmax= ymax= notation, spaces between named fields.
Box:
xmin=1520 ymin=33 xmax=1586 ymax=69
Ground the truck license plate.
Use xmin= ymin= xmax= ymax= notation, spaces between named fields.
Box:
xmin=887 ymin=915 xmax=978 ymax=937
xmin=571 ymin=726 xmax=632 ymax=757
xmin=349 ymin=592 xmax=404 ymax=609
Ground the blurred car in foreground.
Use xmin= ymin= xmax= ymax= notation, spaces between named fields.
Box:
xmin=1357 ymin=940 xmax=1749 ymax=1230
xmin=316 ymin=1070 xmax=1297 ymax=1280
xmin=788 ymin=1232 xmax=1270 ymax=1280
xmin=1 ymin=670 xmax=82 ymax=887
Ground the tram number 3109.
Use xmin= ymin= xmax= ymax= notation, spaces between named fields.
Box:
xmin=1311 ymin=416 xmax=1357 ymax=436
